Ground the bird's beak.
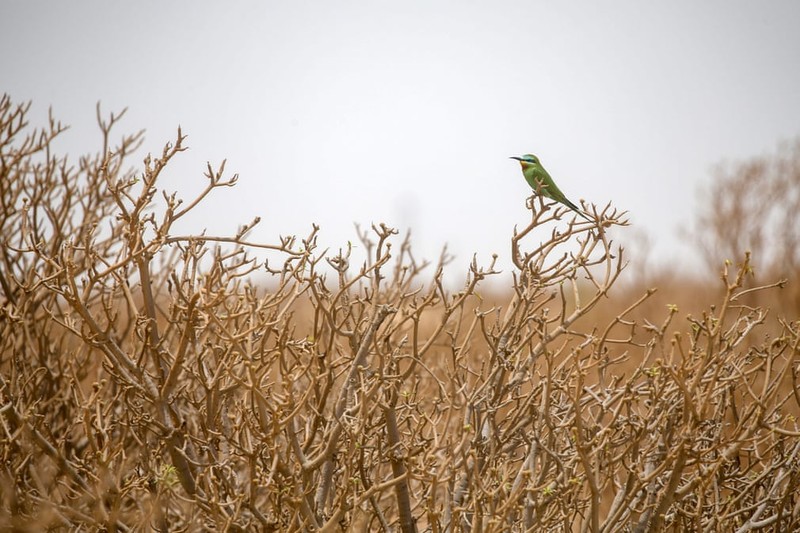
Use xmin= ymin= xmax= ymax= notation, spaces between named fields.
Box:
xmin=509 ymin=156 xmax=522 ymax=161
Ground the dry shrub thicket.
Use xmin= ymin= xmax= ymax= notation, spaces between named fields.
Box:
xmin=1 ymin=94 xmax=799 ymax=532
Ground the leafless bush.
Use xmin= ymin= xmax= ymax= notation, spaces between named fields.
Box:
xmin=691 ymin=139 xmax=800 ymax=316
xmin=2 ymin=95 xmax=799 ymax=531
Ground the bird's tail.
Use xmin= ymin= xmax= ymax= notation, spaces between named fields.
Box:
xmin=562 ymin=198 xmax=593 ymax=222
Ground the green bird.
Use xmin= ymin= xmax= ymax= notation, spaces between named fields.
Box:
xmin=511 ymin=154 xmax=590 ymax=220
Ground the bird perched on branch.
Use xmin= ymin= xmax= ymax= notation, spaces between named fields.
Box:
xmin=511 ymin=154 xmax=590 ymax=220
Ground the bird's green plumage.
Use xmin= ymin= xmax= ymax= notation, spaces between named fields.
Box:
xmin=511 ymin=154 xmax=589 ymax=220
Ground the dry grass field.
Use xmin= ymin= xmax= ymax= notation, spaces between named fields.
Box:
xmin=2 ymin=94 xmax=799 ymax=531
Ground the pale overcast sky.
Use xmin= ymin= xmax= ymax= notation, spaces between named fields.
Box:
xmin=3 ymin=1 xmax=799 ymax=283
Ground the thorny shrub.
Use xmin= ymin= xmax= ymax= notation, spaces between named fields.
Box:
xmin=1 ymin=94 xmax=800 ymax=532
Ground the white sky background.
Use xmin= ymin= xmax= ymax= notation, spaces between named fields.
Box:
xmin=2 ymin=1 xmax=799 ymax=286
